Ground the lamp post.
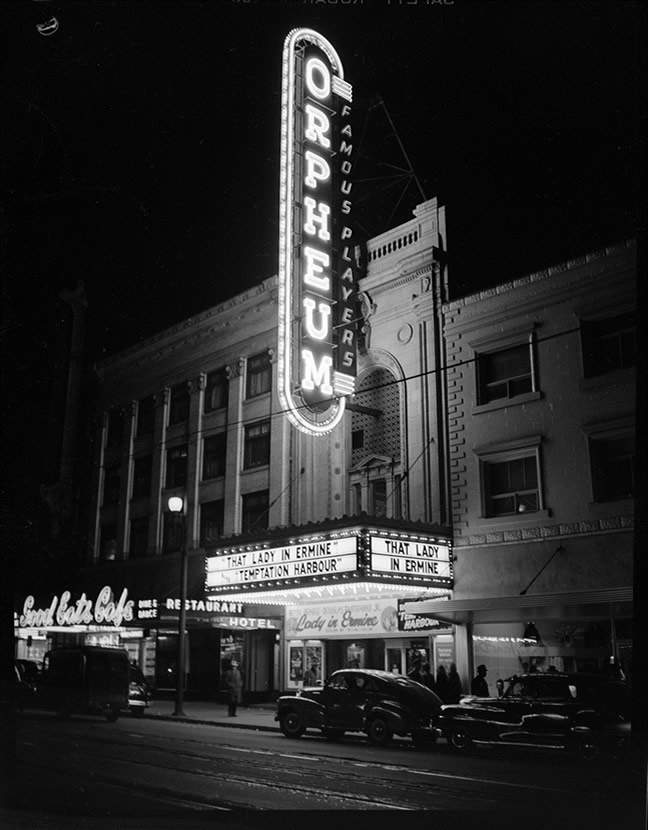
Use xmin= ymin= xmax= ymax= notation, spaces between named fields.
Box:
xmin=167 ymin=495 xmax=187 ymax=717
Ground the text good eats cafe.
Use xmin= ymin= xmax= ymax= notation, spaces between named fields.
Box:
xmin=205 ymin=519 xmax=454 ymax=688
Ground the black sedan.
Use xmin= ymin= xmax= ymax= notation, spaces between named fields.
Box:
xmin=275 ymin=668 xmax=442 ymax=747
xmin=438 ymin=672 xmax=631 ymax=759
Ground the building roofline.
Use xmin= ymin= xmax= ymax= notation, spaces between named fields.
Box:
xmin=444 ymin=239 xmax=636 ymax=312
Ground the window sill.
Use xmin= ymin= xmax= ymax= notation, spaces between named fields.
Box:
xmin=468 ymin=509 xmax=552 ymax=534
xmin=241 ymin=464 xmax=270 ymax=475
xmin=472 ymin=390 xmax=542 ymax=416
xmin=244 ymin=392 xmax=271 ymax=404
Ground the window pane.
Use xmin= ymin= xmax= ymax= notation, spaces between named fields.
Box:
xmin=371 ymin=479 xmax=387 ymax=517
xmin=478 ymin=343 xmax=532 ymax=404
xmin=582 ymin=313 xmax=636 ymax=378
xmin=246 ymin=353 xmax=271 ymax=398
xmin=107 ymin=409 xmax=123 ymax=447
xmin=205 ymin=370 xmax=228 ymax=413
xmin=590 ymin=435 xmax=635 ymax=501
xmin=132 ymin=455 xmax=152 ymax=500
xmin=241 ymin=490 xmax=269 ymax=534
xmin=484 ymin=455 xmax=539 ymax=517
xmin=169 ymin=383 xmax=190 ymax=425
xmin=166 ymin=445 xmax=188 ymax=488
xmin=203 ymin=433 xmax=226 ymax=479
xmin=103 ymin=465 xmax=120 ymax=505
xmin=137 ymin=396 xmax=154 ymax=437
xmin=244 ymin=421 xmax=270 ymax=469
xmin=200 ymin=500 xmax=224 ymax=545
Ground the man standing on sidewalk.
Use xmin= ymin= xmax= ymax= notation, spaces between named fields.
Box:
xmin=224 ymin=660 xmax=243 ymax=717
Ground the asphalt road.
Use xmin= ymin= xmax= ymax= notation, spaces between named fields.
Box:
xmin=4 ymin=711 xmax=645 ymax=829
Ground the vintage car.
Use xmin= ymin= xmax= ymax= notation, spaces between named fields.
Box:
xmin=275 ymin=668 xmax=443 ymax=747
xmin=438 ymin=672 xmax=631 ymax=759
xmin=127 ymin=662 xmax=153 ymax=716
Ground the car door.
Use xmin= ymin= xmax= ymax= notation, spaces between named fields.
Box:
xmin=322 ymin=673 xmax=353 ymax=729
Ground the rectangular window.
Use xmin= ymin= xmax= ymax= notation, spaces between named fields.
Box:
xmin=166 ymin=445 xmax=188 ymax=489
xmin=129 ymin=517 xmax=149 ymax=558
xmin=352 ymin=429 xmax=364 ymax=450
xmin=483 ymin=455 xmax=539 ymax=517
xmin=169 ymin=383 xmax=190 ymax=426
xmin=246 ymin=352 xmax=271 ymax=399
xmin=241 ymin=490 xmax=269 ymax=534
xmin=204 ymin=369 xmax=228 ymax=413
xmin=103 ymin=464 xmax=120 ymax=505
xmin=582 ymin=312 xmax=636 ymax=378
xmin=106 ymin=409 xmax=123 ymax=448
xmin=137 ymin=395 xmax=154 ymax=437
xmin=132 ymin=455 xmax=152 ymax=500
xmin=203 ymin=433 xmax=227 ymax=480
xmin=163 ymin=512 xmax=184 ymax=554
xmin=590 ymin=435 xmax=635 ymax=501
xmin=200 ymin=500 xmax=224 ymax=546
xmin=477 ymin=343 xmax=533 ymax=404
xmin=243 ymin=420 xmax=271 ymax=469
xmin=100 ymin=522 xmax=118 ymax=561
xmin=370 ymin=479 xmax=387 ymax=518
xmin=353 ymin=483 xmax=363 ymax=515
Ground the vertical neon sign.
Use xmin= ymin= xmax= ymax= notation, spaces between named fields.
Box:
xmin=278 ymin=28 xmax=357 ymax=436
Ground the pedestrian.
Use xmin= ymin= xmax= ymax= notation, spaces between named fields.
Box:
xmin=435 ymin=665 xmax=449 ymax=702
xmin=224 ymin=660 xmax=243 ymax=717
xmin=446 ymin=663 xmax=463 ymax=703
xmin=419 ymin=662 xmax=434 ymax=689
xmin=471 ymin=664 xmax=489 ymax=697
xmin=303 ymin=661 xmax=318 ymax=687
xmin=407 ymin=659 xmax=422 ymax=683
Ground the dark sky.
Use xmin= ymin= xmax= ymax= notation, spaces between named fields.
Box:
xmin=3 ymin=0 xmax=643 ymax=362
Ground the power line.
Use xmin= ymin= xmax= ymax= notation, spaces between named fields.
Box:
xmin=123 ymin=322 xmax=584 ymax=453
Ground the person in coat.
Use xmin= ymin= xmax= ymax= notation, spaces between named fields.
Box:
xmin=471 ymin=664 xmax=489 ymax=697
xmin=224 ymin=660 xmax=243 ymax=716
xmin=435 ymin=665 xmax=450 ymax=703
xmin=446 ymin=663 xmax=463 ymax=703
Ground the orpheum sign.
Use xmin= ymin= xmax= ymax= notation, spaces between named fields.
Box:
xmin=278 ymin=28 xmax=357 ymax=436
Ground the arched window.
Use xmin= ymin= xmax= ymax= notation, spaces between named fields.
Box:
xmin=349 ymin=368 xmax=403 ymax=518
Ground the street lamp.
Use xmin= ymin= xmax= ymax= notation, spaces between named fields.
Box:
xmin=167 ymin=495 xmax=187 ymax=717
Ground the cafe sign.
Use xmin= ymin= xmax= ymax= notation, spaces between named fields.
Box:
xmin=277 ymin=27 xmax=357 ymax=436
xmin=17 ymin=585 xmax=134 ymax=629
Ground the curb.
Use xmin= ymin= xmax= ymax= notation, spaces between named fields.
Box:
xmin=142 ymin=712 xmax=281 ymax=732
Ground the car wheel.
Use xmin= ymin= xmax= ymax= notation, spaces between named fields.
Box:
xmin=448 ymin=727 xmax=473 ymax=752
xmin=322 ymin=728 xmax=345 ymax=741
xmin=367 ymin=717 xmax=392 ymax=747
xmin=280 ymin=711 xmax=305 ymax=738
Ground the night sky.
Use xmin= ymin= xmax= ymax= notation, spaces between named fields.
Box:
xmin=4 ymin=0 xmax=642 ymax=361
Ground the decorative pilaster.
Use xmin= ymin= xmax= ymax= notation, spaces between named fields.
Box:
xmin=223 ymin=359 xmax=246 ymax=535
xmin=149 ymin=387 xmax=170 ymax=554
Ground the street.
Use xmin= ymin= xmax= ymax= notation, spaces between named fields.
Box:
xmin=3 ymin=710 xmax=645 ymax=829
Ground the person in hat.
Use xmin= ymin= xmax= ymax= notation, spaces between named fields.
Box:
xmin=471 ymin=664 xmax=489 ymax=697
xmin=224 ymin=660 xmax=243 ymax=716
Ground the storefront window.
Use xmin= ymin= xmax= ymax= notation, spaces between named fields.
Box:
xmin=288 ymin=640 xmax=324 ymax=687
xmin=220 ymin=632 xmax=244 ymax=675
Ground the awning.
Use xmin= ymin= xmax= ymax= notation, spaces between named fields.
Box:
xmin=404 ymin=586 xmax=633 ymax=625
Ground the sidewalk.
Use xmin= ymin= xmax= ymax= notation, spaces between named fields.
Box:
xmin=141 ymin=698 xmax=281 ymax=732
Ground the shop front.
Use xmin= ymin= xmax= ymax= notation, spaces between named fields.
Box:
xmin=14 ymin=583 xmax=283 ymax=701
xmin=204 ymin=517 xmax=454 ymax=691
xmin=405 ymin=586 xmax=633 ymax=693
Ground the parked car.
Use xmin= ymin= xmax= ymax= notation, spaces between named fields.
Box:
xmin=37 ymin=647 xmax=130 ymax=721
xmin=127 ymin=663 xmax=153 ymax=716
xmin=438 ymin=672 xmax=631 ymax=759
xmin=275 ymin=668 xmax=443 ymax=747
xmin=14 ymin=661 xmax=38 ymax=710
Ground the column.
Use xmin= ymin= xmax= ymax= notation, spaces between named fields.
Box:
xmin=223 ymin=358 xmax=245 ymax=536
xmin=89 ymin=412 xmax=108 ymax=562
xmin=186 ymin=375 xmax=205 ymax=550
xmin=454 ymin=622 xmax=474 ymax=696
xmin=149 ymin=386 xmax=170 ymax=554
xmin=117 ymin=401 xmax=137 ymax=556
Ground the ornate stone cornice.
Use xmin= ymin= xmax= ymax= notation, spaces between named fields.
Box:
xmin=454 ymin=514 xmax=634 ymax=549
